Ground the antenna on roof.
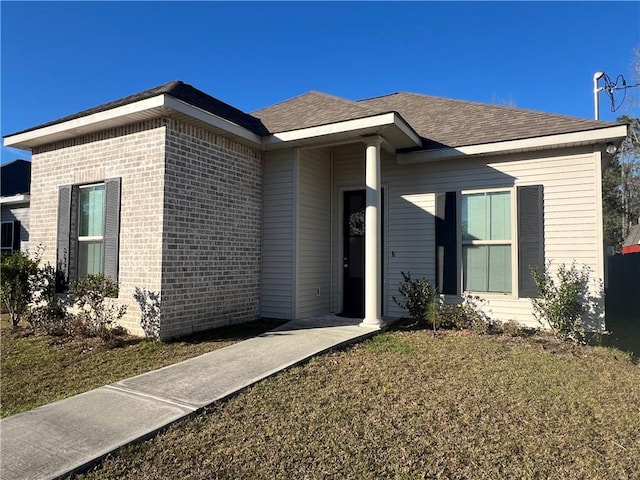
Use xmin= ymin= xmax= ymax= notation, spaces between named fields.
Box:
xmin=593 ymin=71 xmax=640 ymax=120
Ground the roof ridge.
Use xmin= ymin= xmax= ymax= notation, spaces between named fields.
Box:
xmin=253 ymin=90 xmax=375 ymax=115
xmin=252 ymin=91 xmax=319 ymax=114
xmin=360 ymin=91 xmax=614 ymax=125
xmin=356 ymin=92 xmax=402 ymax=102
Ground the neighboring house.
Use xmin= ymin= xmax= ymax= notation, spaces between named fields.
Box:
xmin=622 ymin=224 xmax=640 ymax=254
xmin=2 ymin=81 xmax=627 ymax=339
xmin=1 ymin=159 xmax=31 ymax=254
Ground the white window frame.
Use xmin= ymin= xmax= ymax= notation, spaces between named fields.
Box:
xmin=77 ymin=182 xmax=106 ymax=277
xmin=1 ymin=221 xmax=15 ymax=253
xmin=460 ymin=187 xmax=517 ymax=296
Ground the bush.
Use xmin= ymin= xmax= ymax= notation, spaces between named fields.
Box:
xmin=530 ymin=262 xmax=595 ymax=344
xmin=393 ymin=273 xmax=498 ymax=334
xmin=393 ymin=272 xmax=438 ymax=329
xmin=26 ymin=262 xmax=71 ymax=336
xmin=500 ymin=319 xmax=522 ymax=337
xmin=69 ymin=274 xmax=127 ymax=344
xmin=436 ymin=294 xmax=495 ymax=334
xmin=0 ymin=250 xmax=40 ymax=327
xmin=133 ymin=287 xmax=161 ymax=339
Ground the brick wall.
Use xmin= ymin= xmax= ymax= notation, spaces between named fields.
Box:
xmin=30 ymin=120 xmax=167 ymax=335
xmin=29 ymin=117 xmax=263 ymax=339
xmin=161 ymin=119 xmax=262 ymax=338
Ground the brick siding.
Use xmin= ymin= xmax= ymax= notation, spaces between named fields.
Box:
xmin=31 ymin=120 xmax=167 ymax=335
xmin=30 ymin=117 xmax=262 ymax=339
xmin=161 ymin=119 xmax=262 ymax=338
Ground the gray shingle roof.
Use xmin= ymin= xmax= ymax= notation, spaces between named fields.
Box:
xmin=1 ymin=159 xmax=31 ymax=196
xmin=252 ymin=91 xmax=380 ymax=133
xmin=9 ymin=81 xmax=269 ymax=137
xmin=7 ymin=82 xmax=618 ymax=151
xmin=358 ymin=92 xmax=615 ymax=149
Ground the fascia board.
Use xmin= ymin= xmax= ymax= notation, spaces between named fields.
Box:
xmin=3 ymin=96 xmax=167 ymax=149
xmin=392 ymin=113 xmax=422 ymax=147
xmin=262 ymin=112 xmax=421 ymax=150
xmin=398 ymin=124 xmax=629 ymax=164
xmin=163 ymin=96 xmax=263 ymax=145
xmin=0 ymin=194 xmax=30 ymax=205
xmin=4 ymin=95 xmax=263 ymax=149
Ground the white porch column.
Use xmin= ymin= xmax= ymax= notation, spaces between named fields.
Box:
xmin=361 ymin=137 xmax=383 ymax=327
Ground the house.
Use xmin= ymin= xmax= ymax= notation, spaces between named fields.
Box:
xmin=2 ymin=81 xmax=627 ymax=338
xmin=1 ymin=159 xmax=31 ymax=254
xmin=622 ymin=224 xmax=640 ymax=254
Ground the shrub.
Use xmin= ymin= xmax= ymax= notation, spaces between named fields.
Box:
xmin=26 ymin=261 xmax=71 ymax=336
xmin=498 ymin=319 xmax=538 ymax=337
xmin=500 ymin=319 xmax=521 ymax=337
xmin=393 ymin=272 xmax=438 ymax=330
xmin=133 ymin=287 xmax=161 ymax=339
xmin=0 ymin=250 xmax=40 ymax=327
xmin=69 ymin=274 xmax=127 ymax=344
xmin=530 ymin=262 xmax=596 ymax=344
xmin=436 ymin=294 xmax=495 ymax=334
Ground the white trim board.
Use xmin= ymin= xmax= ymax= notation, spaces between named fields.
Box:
xmin=3 ymin=95 xmax=263 ymax=149
xmin=0 ymin=194 xmax=30 ymax=205
xmin=398 ymin=125 xmax=628 ymax=164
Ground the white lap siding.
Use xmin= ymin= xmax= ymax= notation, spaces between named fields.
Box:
xmin=296 ymin=148 xmax=331 ymax=318
xmin=261 ymin=150 xmax=296 ymax=319
xmin=331 ymin=144 xmax=603 ymax=327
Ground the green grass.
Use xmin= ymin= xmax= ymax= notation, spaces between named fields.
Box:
xmin=75 ymin=329 xmax=640 ymax=480
xmin=0 ymin=316 xmax=285 ymax=417
xmin=364 ymin=331 xmax=418 ymax=354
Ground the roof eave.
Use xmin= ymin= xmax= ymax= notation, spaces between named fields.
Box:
xmin=3 ymin=94 xmax=263 ymax=150
xmin=397 ymin=124 xmax=628 ymax=164
xmin=0 ymin=194 xmax=30 ymax=205
xmin=262 ymin=112 xmax=422 ymax=151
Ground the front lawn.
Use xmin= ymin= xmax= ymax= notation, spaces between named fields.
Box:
xmin=78 ymin=329 xmax=640 ymax=479
xmin=0 ymin=316 xmax=285 ymax=417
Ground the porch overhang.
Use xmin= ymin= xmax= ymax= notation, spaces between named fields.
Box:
xmin=397 ymin=124 xmax=628 ymax=164
xmin=262 ymin=112 xmax=422 ymax=152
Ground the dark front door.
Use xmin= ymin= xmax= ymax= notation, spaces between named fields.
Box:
xmin=341 ymin=189 xmax=384 ymax=318
xmin=342 ymin=190 xmax=366 ymax=317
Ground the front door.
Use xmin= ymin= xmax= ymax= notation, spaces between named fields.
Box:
xmin=342 ymin=190 xmax=366 ymax=317
xmin=341 ymin=189 xmax=384 ymax=318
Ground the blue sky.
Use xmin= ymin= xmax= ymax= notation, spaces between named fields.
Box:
xmin=1 ymin=1 xmax=639 ymax=163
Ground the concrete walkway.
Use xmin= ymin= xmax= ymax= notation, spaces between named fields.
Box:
xmin=0 ymin=316 xmax=381 ymax=480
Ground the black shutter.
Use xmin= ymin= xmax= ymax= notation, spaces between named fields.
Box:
xmin=435 ymin=191 xmax=458 ymax=295
xmin=12 ymin=220 xmax=21 ymax=251
xmin=103 ymin=178 xmax=121 ymax=283
xmin=518 ymin=185 xmax=544 ymax=297
xmin=56 ymin=186 xmax=72 ymax=291
xmin=68 ymin=186 xmax=80 ymax=283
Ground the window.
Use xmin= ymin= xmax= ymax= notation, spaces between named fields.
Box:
xmin=78 ymin=184 xmax=105 ymax=277
xmin=1 ymin=220 xmax=20 ymax=254
xmin=56 ymin=178 xmax=121 ymax=290
xmin=462 ymin=190 xmax=513 ymax=293
xmin=1 ymin=222 xmax=15 ymax=253
xmin=435 ymin=186 xmax=544 ymax=298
